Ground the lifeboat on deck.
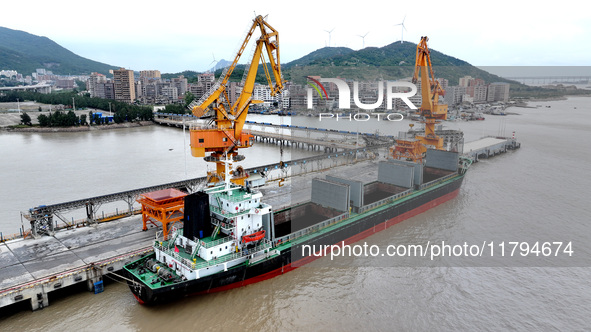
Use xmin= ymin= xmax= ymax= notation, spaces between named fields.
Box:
xmin=242 ymin=230 xmax=265 ymax=243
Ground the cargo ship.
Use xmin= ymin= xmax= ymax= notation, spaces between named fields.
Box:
xmin=124 ymin=151 xmax=471 ymax=304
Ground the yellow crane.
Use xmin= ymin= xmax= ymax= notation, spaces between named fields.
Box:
xmin=412 ymin=36 xmax=448 ymax=150
xmin=189 ymin=15 xmax=284 ymax=185
xmin=391 ymin=36 xmax=448 ymax=162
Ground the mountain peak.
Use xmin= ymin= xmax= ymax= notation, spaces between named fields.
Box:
xmin=0 ymin=26 xmax=118 ymax=75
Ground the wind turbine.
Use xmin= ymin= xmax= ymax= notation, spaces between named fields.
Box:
xmin=394 ymin=15 xmax=407 ymax=43
xmin=209 ymin=52 xmax=218 ymax=73
xmin=324 ymin=28 xmax=335 ymax=47
xmin=358 ymin=31 xmax=369 ymax=49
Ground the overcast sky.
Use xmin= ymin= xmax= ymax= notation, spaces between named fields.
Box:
xmin=2 ymin=0 xmax=590 ymax=73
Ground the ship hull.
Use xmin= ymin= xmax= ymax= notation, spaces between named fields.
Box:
xmin=127 ymin=175 xmax=464 ymax=304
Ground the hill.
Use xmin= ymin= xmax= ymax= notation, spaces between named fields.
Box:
xmin=164 ymin=42 xmax=587 ymax=100
xmin=163 ymin=42 xmax=514 ymax=91
xmin=0 ymin=27 xmax=118 ymax=75
xmin=282 ymin=42 xmax=513 ymax=86
xmin=284 ymin=47 xmax=355 ymax=68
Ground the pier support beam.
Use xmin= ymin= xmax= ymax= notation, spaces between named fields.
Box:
xmin=86 ymin=264 xmax=103 ymax=292
xmin=85 ymin=202 xmax=95 ymax=224
xmin=30 ymin=291 xmax=48 ymax=311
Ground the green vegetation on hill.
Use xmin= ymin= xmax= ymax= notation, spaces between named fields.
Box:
xmin=162 ymin=42 xmax=519 ymax=87
xmin=284 ymin=47 xmax=355 ymax=68
xmin=280 ymin=42 xmax=516 ymax=86
xmin=0 ymin=27 xmax=119 ymax=75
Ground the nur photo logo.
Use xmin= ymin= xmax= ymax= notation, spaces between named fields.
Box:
xmin=306 ymin=76 xmax=418 ymax=111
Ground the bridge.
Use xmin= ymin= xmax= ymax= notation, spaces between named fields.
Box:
xmin=504 ymin=76 xmax=591 ymax=85
xmin=0 ymin=83 xmax=52 ymax=94
xmin=154 ymin=113 xmax=389 ymax=152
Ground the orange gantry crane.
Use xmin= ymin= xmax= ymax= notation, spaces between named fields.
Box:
xmin=391 ymin=36 xmax=448 ymax=162
xmin=189 ymin=15 xmax=284 ymax=185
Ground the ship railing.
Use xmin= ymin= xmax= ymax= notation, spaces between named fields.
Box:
xmin=357 ymin=188 xmax=414 ymax=214
xmin=192 ymin=239 xmax=272 ymax=270
xmin=188 ymin=123 xmax=218 ymax=131
xmin=418 ymin=173 xmax=457 ymax=191
xmin=199 ymin=236 xmax=234 ymax=249
xmin=154 ymin=226 xmax=180 ymax=243
xmin=211 ymin=219 xmax=233 ymax=232
xmin=155 ymin=239 xmax=273 ymax=270
xmin=211 ymin=188 xmax=255 ymax=203
xmin=210 ymin=205 xmax=242 ymax=218
xmin=153 ymin=241 xmax=196 ymax=269
xmin=273 ymin=213 xmax=350 ymax=245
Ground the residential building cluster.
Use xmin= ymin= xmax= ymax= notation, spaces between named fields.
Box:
xmin=86 ymin=69 xmax=292 ymax=109
xmin=445 ymin=76 xmax=510 ymax=105
xmin=0 ymin=68 xmax=86 ymax=90
xmin=3 ymin=66 xmax=510 ymax=111
xmin=87 ymin=69 xmax=188 ymax=104
xmin=289 ymin=75 xmax=510 ymax=112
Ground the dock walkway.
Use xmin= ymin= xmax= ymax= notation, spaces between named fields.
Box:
xmin=462 ymin=136 xmax=520 ymax=161
xmin=0 ymin=217 xmax=155 ymax=310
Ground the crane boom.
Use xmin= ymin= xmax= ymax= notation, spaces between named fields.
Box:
xmin=390 ymin=36 xmax=448 ymax=163
xmin=412 ymin=36 xmax=447 ymax=150
xmin=189 ymin=15 xmax=285 ymax=186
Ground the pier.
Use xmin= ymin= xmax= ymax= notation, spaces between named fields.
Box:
xmin=462 ymin=136 xmax=521 ymax=161
xmin=153 ymin=113 xmax=380 ymax=153
xmin=0 ymin=217 xmax=155 ymax=311
xmin=251 ymin=130 xmax=361 ymax=152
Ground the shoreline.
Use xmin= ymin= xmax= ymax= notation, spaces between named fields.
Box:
xmin=2 ymin=121 xmax=155 ymax=132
